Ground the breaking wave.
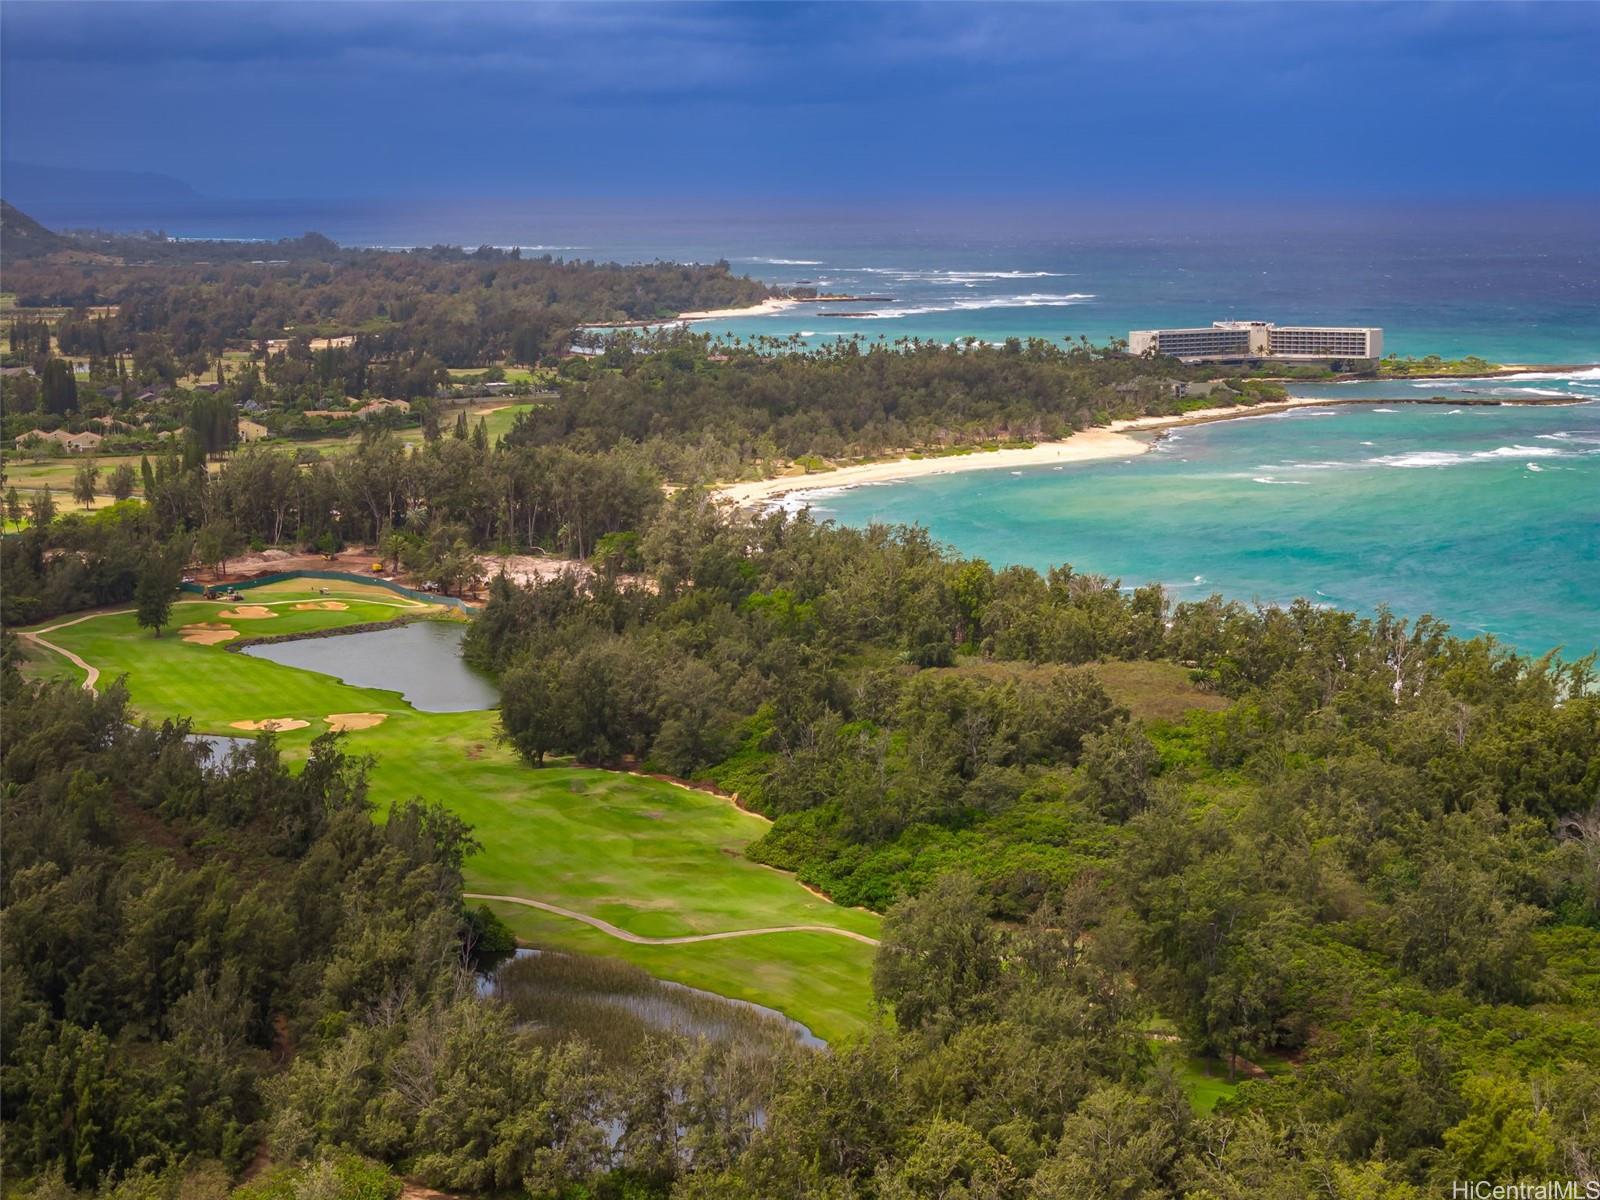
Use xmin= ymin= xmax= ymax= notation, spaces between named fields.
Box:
xmin=859 ymin=293 xmax=1095 ymax=318
xmin=1368 ymin=444 xmax=1575 ymax=468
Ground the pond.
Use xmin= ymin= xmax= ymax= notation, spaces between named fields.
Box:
xmin=482 ymin=948 xmax=824 ymax=1052
xmin=186 ymin=732 xmax=254 ymax=767
xmin=240 ymin=620 xmax=499 ymax=712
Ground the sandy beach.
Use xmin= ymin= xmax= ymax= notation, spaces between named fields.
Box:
xmin=676 ymin=297 xmax=805 ymax=322
xmin=712 ymin=395 xmax=1408 ymax=507
xmin=715 ymin=426 xmax=1150 ymax=506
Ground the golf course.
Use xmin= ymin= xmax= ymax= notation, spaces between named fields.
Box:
xmin=20 ymin=579 xmax=881 ymax=1042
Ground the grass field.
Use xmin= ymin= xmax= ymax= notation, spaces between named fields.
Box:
xmin=24 ymin=583 xmax=882 ymax=1040
xmin=466 ymin=402 xmax=534 ymax=443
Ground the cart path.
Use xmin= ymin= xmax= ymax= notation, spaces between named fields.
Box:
xmin=465 ymin=892 xmax=881 ymax=946
xmin=19 ymin=629 xmax=101 ymax=690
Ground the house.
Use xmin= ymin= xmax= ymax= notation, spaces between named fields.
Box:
xmin=238 ymin=419 xmax=269 ymax=442
xmin=26 ymin=429 xmax=104 ymax=452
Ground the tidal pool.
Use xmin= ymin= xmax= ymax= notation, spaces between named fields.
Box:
xmin=240 ymin=620 xmax=498 ymax=712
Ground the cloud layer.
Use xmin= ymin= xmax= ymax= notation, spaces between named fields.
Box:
xmin=3 ymin=1 xmax=1596 ymax=202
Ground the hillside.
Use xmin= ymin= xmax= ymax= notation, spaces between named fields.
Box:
xmin=0 ymin=200 xmax=76 ymax=261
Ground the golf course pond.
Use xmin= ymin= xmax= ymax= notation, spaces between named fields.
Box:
xmin=482 ymin=948 xmax=825 ymax=1051
xmin=240 ymin=619 xmax=499 ymax=712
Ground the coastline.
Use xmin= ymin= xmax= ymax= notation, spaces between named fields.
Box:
xmin=711 ymin=388 xmax=1595 ymax=507
xmin=676 ymin=297 xmax=804 ymax=322
xmin=714 ymin=427 xmax=1150 ymax=506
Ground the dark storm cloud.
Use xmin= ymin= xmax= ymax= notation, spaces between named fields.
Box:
xmin=2 ymin=1 xmax=1596 ymax=201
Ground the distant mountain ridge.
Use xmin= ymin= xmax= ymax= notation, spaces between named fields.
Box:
xmin=1 ymin=161 xmax=201 ymax=211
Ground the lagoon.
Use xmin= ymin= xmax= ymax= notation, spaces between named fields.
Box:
xmin=241 ymin=620 xmax=498 ymax=712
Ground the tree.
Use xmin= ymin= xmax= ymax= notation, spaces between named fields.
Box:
xmin=108 ymin=464 xmax=138 ymax=503
xmin=4 ymin=487 xmax=22 ymax=527
xmin=72 ymin=459 xmax=100 ymax=508
xmin=28 ymin=485 xmax=56 ymax=529
xmin=135 ymin=547 xmax=181 ymax=636
xmin=188 ymin=392 xmax=237 ymax=458
xmin=872 ymin=871 xmax=1001 ymax=1036
xmin=40 ymin=358 xmax=78 ymax=415
xmin=195 ymin=519 xmax=240 ymax=577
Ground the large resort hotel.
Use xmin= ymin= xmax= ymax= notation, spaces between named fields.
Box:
xmin=1129 ymin=320 xmax=1383 ymax=363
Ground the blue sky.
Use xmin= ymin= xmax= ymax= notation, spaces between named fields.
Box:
xmin=2 ymin=1 xmax=1596 ymax=204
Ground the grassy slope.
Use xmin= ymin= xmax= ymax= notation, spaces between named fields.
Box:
xmin=29 ymin=585 xmax=882 ymax=1040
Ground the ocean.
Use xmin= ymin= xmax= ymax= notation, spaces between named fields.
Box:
xmin=34 ymin=199 xmax=1600 ymax=655
xmin=806 ymin=386 xmax=1600 ymax=660
xmin=40 ymin=198 xmax=1600 ymax=363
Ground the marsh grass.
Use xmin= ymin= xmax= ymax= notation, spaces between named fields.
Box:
xmin=491 ymin=950 xmax=821 ymax=1062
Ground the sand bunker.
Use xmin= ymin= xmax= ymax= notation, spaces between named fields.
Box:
xmin=182 ymin=624 xmax=239 ymax=645
xmin=294 ymin=600 xmax=350 ymax=611
xmin=324 ymin=712 xmax=387 ymax=732
xmin=230 ymin=718 xmax=311 ymax=733
xmin=219 ymin=605 xmax=277 ymax=620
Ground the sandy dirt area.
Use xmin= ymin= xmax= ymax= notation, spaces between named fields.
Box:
xmin=477 ymin=554 xmax=596 ymax=588
xmin=293 ymin=600 xmax=350 ymax=611
xmin=218 ymin=605 xmax=277 ymax=620
xmin=324 ymin=712 xmax=388 ymax=731
xmin=201 ymin=547 xmax=383 ymax=581
xmin=230 ymin=718 xmax=310 ymax=732
xmin=182 ymin=625 xmax=239 ymax=645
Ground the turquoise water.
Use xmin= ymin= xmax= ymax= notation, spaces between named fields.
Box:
xmin=808 ymin=390 xmax=1600 ymax=659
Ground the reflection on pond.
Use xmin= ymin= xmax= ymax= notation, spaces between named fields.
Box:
xmin=482 ymin=948 xmax=824 ymax=1053
xmin=240 ymin=620 xmax=498 ymax=712
xmin=185 ymin=732 xmax=253 ymax=770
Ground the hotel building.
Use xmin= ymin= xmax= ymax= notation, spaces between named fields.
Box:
xmin=1128 ymin=321 xmax=1382 ymax=362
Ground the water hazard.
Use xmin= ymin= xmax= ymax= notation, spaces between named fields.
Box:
xmin=241 ymin=620 xmax=499 ymax=712
xmin=482 ymin=948 xmax=824 ymax=1051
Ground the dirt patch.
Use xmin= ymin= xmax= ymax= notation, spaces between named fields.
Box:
xmin=219 ymin=605 xmax=277 ymax=620
xmin=294 ymin=600 xmax=350 ymax=611
xmin=324 ymin=712 xmax=387 ymax=732
xmin=183 ymin=626 xmax=239 ymax=645
xmin=230 ymin=718 xmax=311 ymax=732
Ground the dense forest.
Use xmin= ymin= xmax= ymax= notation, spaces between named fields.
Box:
xmin=2 ymin=334 xmax=1285 ymax=627
xmin=1 ymin=207 xmax=775 ymax=371
xmin=4 ymin=206 xmax=1596 ymax=1199
xmin=5 ymin=497 xmax=1598 ymax=1198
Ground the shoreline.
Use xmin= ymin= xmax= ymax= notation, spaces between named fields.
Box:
xmin=712 ymin=389 xmax=1594 ymax=507
xmin=577 ymin=296 xmax=804 ymax=330
xmin=675 ymin=296 xmax=804 ymax=322
xmin=714 ymin=427 xmax=1151 ymax=506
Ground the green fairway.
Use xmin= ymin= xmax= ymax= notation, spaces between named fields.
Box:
xmin=25 ymin=585 xmax=882 ymax=1040
xmin=477 ymin=402 xmax=536 ymax=443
